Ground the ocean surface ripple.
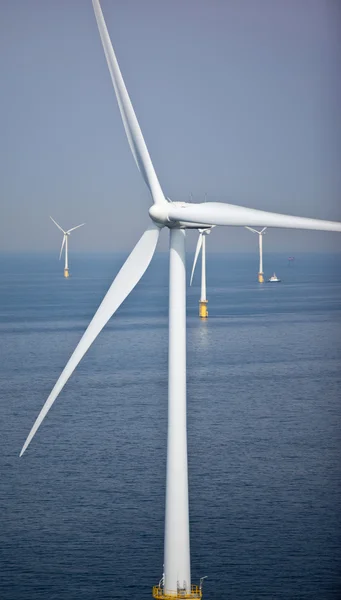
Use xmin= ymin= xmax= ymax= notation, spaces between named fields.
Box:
xmin=0 ymin=252 xmax=340 ymax=599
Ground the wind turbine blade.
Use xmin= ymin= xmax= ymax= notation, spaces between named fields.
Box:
xmin=168 ymin=202 xmax=341 ymax=232
xmin=245 ymin=226 xmax=259 ymax=234
xmin=20 ymin=222 xmax=161 ymax=457
xmin=59 ymin=235 xmax=66 ymax=260
xmin=260 ymin=227 xmax=267 ymax=234
xmin=190 ymin=234 xmax=203 ymax=286
xmin=50 ymin=216 xmax=65 ymax=234
xmin=92 ymin=0 xmax=166 ymax=206
xmin=67 ymin=223 xmax=86 ymax=234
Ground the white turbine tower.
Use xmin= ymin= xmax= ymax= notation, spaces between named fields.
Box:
xmin=245 ymin=226 xmax=267 ymax=282
xmin=50 ymin=217 xmax=85 ymax=278
xmin=20 ymin=2 xmax=341 ymax=598
xmin=190 ymin=228 xmax=212 ymax=318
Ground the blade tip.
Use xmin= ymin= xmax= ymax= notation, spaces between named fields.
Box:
xmin=20 ymin=435 xmax=32 ymax=457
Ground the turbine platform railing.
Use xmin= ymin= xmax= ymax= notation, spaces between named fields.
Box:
xmin=152 ymin=585 xmax=202 ymax=599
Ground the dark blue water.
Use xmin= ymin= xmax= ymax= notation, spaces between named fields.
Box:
xmin=1 ymin=251 xmax=341 ymax=600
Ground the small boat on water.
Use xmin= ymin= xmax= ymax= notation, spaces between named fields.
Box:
xmin=268 ymin=272 xmax=281 ymax=282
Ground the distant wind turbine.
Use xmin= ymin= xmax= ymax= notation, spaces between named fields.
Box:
xmin=190 ymin=228 xmax=212 ymax=318
xmin=50 ymin=217 xmax=85 ymax=278
xmin=245 ymin=226 xmax=267 ymax=282
xmin=20 ymin=2 xmax=341 ymax=599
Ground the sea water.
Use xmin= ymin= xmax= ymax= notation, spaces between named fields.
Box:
xmin=0 ymin=252 xmax=340 ymax=600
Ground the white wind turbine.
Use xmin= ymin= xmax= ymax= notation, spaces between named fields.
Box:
xmin=50 ymin=216 xmax=85 ymax=278
xmin=245 ymin=226 xmax=267 ymax=282
xmin=190 ymin=228 xmax=212 ymax=318
xmin=21 ymin=1 xmax=341 ymax=598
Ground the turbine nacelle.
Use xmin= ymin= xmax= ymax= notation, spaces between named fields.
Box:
xmin=150 ymin=201 xmax=341 ymax=232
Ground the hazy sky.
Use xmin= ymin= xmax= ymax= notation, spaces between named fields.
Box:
xmin=1 ymin=0 xmax=340 ymax=254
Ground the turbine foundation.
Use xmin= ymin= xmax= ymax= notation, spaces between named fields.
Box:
xmin=199 ymin=300 xmax=208 ymax=318
xmin=153 ymin=585 xmax=202 ymax=599
xmin=64 ymin=268 xmax=70 ymax=278
xmin=258 ymin=272 xmax=264 ymax=283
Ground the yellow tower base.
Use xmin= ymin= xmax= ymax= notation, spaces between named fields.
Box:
xmin=258 ymin=272 xmax=264 ymax=283
xmin=153 ymin=585 xmax=202 ymax=599
xmin=199 ymin=300 xmax=208 ymax=318
xmin=64 ymin=268 xmax=70 ymax=278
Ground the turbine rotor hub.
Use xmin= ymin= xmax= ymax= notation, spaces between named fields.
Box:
xmin=149 ymin=203 xmax=170 ymax=226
